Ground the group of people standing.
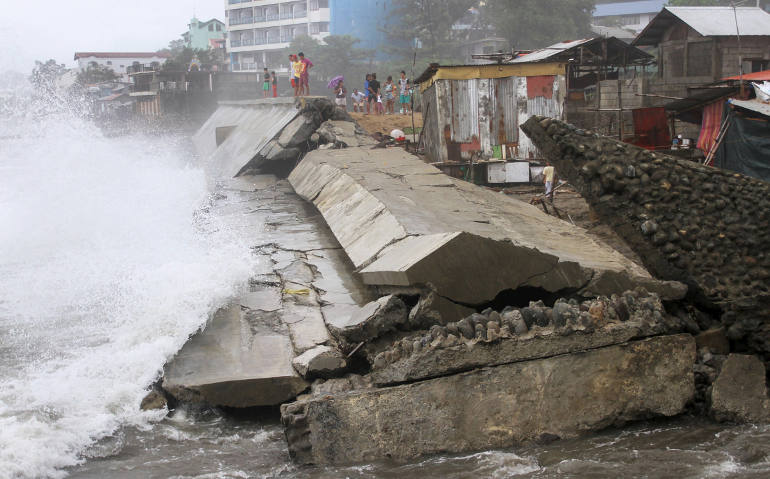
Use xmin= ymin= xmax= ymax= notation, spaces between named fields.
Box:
xmin=290 ymin=52 xmax=314 ymax=96
xmin=334 ymin=71 xmax=412 ymax=115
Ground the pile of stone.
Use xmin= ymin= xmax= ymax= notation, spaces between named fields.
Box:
xmin=521 ymin=116 xmax=770 ymax=362
xmin=239 ymin=98 xmax=376 ymax=176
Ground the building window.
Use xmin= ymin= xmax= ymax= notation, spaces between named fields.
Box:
xmin=621 ymin=14 xmax=640 ymax=26
xmin=209 ymin=24 xmax=214 ymax=31
xmin=319 ymin=22 xmax=329 ymax=32
xmin=310 ymin=22 xmax=320 ymax=34
xmin=106 ymin=61 xmax=112 ymax=65
xmin=310 ymin=0 xmax=318 ymax=10
xmin=216 ymin=24 xmax=222 ymax=31
xmin=319 ymin=0 xmax=328 ymax=7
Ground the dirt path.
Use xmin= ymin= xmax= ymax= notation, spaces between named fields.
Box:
xmin=350 ymin=112 xmax=423 ymax=136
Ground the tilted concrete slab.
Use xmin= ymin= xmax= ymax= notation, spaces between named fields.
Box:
xmin=192 ymin=99 xmax=300 ymax=179
xmin=289 ymin=147 xmax=681 ymax=305
xmin=163 ymin=304 xmax=309 ymax=408
xmin=281 ymin=334 xmax=696 ymax=465
xmin=163 ymin=175 xmax=373 ymax=407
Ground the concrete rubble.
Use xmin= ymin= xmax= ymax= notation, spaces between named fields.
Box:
xmin=158 ymin=98 xmax=755 ymax=466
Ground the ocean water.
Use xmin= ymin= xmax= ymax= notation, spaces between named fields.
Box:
xmin=0 ymin=104 xmax=254 ymax=478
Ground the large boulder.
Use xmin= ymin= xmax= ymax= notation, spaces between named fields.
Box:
xmin=711 ymin=354 xmax=770 ymax=423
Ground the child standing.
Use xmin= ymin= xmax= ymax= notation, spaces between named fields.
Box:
xmin=384 ymin=76 xmax=395 ymax=115
xmin=271 ymin=71 xmax=278 ymax=97
xmin=262 ymin=68 xmax=270 ymax=98
xmin=398 ymin=71 xmax=411 ymax=115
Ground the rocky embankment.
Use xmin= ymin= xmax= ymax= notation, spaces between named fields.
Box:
xmin=521 ymin=116 xmax=770 ymax=363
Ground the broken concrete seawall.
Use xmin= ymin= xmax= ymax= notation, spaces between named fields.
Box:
xmin=155 ymin=97 xmax=711 ymax=466
xmin=288 ymin=147 xmax=686 ymax=308
xmin=521 ymin=116 xmax=770 ymax=362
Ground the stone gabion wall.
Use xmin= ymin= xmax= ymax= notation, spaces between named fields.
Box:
xmin=521 ymin=116 xmax=770 ymax=359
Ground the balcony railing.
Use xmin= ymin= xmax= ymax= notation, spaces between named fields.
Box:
xmin=230 ymin=17 xmax=253 ymax=25
xmin=253 ymin=16 xmax=266 ymax=23
xmin=230 ymin=40 xmax=242 ymax=47
xmin=280 ymin=12 xmax=293 ymax=20
xmin=266 ymin=13 xmax=279 ymax=21
xmin=295 ymin=10 xmax=307 ymax=18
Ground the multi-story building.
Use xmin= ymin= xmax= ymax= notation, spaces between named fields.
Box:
xmin=224 ymin=0 xmax=387 ymax=73
xmin=182 ymin=17 xmax=226 ymax=50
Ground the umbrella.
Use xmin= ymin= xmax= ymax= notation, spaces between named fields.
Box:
xmin=327 ymin=75 xmax=344 ymax=89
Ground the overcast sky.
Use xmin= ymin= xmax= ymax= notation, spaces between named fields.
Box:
xmin=2 ymin=0 xmax=224 ymax=73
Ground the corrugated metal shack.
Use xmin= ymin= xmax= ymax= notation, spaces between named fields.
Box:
xmin=416 ymin=37 xmax=653 ymax=183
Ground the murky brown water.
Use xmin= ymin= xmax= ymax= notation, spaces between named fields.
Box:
xmin=70 ymin=410 xmax=770 ymax=479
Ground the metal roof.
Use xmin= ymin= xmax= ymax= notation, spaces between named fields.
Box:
xmin=74 ymin=52 xmax=170 ymax=60
xmin=730 ymin=98 xmax=770 ymax=118
xmin=634 ymin=7 xmax=770 ymax=46
xmin=593 ymin=0 xmax=667 ymax=18
xmin=723 ymin=69 xmax=770 ymax=82
xmin=508 ymin=36 xmax=654 ymax=66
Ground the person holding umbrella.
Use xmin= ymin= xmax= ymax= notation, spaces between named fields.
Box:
xmin=334 ymin=79 xmax=347 ymax=109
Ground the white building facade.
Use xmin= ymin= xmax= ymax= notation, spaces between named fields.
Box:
xmin=225 ymin=0 xmax=331 ymax=73
xmin=73 ymin=53 xmax=171 ymax=82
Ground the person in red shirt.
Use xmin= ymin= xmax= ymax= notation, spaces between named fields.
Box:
xmin=298 ymin=52 xmax=313 ymax=96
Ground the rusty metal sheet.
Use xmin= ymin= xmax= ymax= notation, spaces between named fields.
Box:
xmin=450 ymin=80 xmax=480 ymax=143
xmin=490 ymin=77 xmax=518 ymax=146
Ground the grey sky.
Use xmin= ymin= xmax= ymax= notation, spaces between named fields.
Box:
xmin=2 ymin=0 xmax=224 ymax=73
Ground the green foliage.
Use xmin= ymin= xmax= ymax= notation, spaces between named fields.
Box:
xmin=162 ymin=47 xmax=214 ymax=71
xmin=481 ymin=0 xmax=596 ymax=50
xmin=383 ymin=0 xmax=478 ymax=64
xmin=76 ymin=63 xmax=119 ymax=85
xmin=29 ymin=59 xmax=67 ymax=93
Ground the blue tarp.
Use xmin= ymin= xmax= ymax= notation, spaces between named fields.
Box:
xmin=594 ymin=0 xmax=668 ymax=17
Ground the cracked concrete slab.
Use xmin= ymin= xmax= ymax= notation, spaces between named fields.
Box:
xmin=163 ymin=175 xmax=373 ymax=407
xmin=289 ymin=148 xmax=672 ymax=305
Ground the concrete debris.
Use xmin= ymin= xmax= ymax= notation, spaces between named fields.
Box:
xmin=711 ymin=354 xmax=770 ymax=423
xmin=278 ymin=114 xmax=319 ymax=148
xmin=281 ymin=334 xmax=695 ymax=465
xmin=370 ymin=288 xmax=676 ymax=385
xmin=327 ymin=294 xmax=408 ymax=344
xmin=315 ymin=120 xmax=377 ymax=148
xmin=140 ymin=389 xmax=168 ymax=411
xmin=292 ymin=345 xmax=348 ymax=379
xmin=407 ymin=290 xmax=475 ymax=329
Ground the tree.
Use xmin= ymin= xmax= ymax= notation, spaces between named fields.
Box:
xmin=29 ymin=59 xmax=67 ymax=94
xmin=481 ymin=0 xmax=596 ymax=50
xmin=76 ymin=63 xmax=119 ymax=84
xmin=162 ymin=47 xmax=214 ymax=71
xmin=383 ymin=0 xmax=478 ymax=64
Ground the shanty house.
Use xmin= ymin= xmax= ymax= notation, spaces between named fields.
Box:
xmin=416 ymin=37 xmax=653 ymax=181
xmin=633 ymin=6 xmax=770 ymax=99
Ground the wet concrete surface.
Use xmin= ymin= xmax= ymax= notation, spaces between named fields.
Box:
xmin=162 ymin=175 xmax=374 ymax=407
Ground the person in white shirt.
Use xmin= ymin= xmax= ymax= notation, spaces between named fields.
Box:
xmin=351 ymin=89 xmax=366 ymax=112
